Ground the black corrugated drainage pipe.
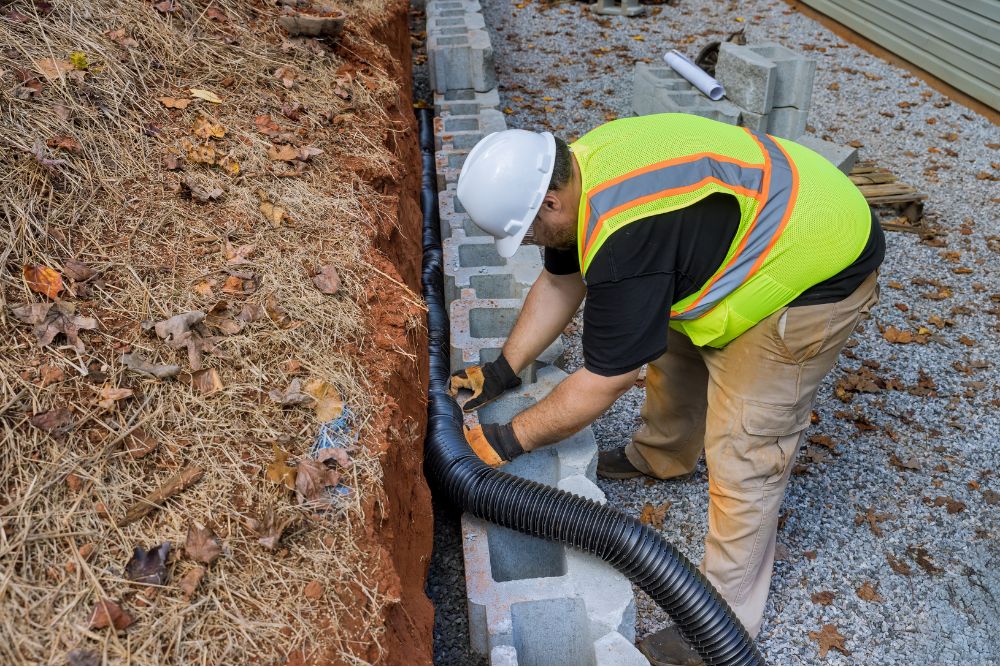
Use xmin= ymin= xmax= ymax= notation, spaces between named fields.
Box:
xmin=418 ymin=108 xmax=764 ymax=666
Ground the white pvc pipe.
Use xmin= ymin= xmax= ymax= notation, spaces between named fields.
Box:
xmin=664 ymin=49 xmax=725 ymax=101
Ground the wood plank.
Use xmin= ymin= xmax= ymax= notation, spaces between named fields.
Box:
xmin=850 ymin=172 xmax=898 ymax=185
xmin=858 ymin=183 xmax=919 ymax=197
xmin=865 ymin=193 xmax=928 ymax=204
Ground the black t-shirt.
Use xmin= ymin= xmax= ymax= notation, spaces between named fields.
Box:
xmin=545 ymin=192 xmax=885 ymax=376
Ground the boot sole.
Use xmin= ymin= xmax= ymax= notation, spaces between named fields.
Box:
xmin=596 ymin=468 xmax=646 ymax=480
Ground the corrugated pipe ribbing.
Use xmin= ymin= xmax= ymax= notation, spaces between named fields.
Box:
xmin=417 ymin=109 xmax=764 ymax=666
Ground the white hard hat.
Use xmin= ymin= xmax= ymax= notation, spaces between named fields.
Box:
xmin=456 ymin=129 xmax=556 ymax=258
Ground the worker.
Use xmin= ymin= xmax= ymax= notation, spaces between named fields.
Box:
xmin=451 ymin=113 xmax=884 ymax=663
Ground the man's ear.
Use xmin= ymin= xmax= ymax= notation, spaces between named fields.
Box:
xmin=540 ymin=190 xmax=562 ymax=212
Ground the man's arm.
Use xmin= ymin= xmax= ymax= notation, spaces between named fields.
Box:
xmin=502 ymin=269 xmax=586 ymax=373
xmin=512 ymin=366 xmax=640 ymax=451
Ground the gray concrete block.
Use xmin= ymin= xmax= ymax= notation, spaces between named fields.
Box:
xmin=594 ymin=632 xmax=650 ymax=666
xmin=795 ymin=134 xmax=859 ymax=174
xmin=435 ymin=147 xmax=469 ymax=191
xmin=450 ymin=295 xmax=561 ymax=385
xmin=426 ymin=0 xmax=483 ymax=18
xmin=747 ymin=42 xmax=816 ymax=109
xmin=428 ymin=29 xmax=496 ymax=94
xmin=490 ymin=645 xmax=519 ymax=666
xmin=738 ymin=109 xmax=769 ymax=133
xmin=767 ymin=106 xmax=808 ymax=139
xmin=427 ymin=11 xmax=485 ymax=33
xmin=434 ymin=109 xmax=506 ymax=151
xmin=716 ymin=43 xmax=777 ymax=114
xmin=443 ymin=233 xmax=543 ymax=304
xmin=461 ymin=400 xmax=643 ymax=665
xmin=591 ymin=0 xmax=645 ymax=16
xmin=632 ymin=63 xmax=740 ymax=123
xmin=434 ymin=88 xmax=501 ymax=116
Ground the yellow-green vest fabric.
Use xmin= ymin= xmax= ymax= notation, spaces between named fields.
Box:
xmin=571 ymin=114 xmax=871 ymax=348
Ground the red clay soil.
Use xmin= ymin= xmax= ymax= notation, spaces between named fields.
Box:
xmin=315 ymin=4 xmax=435 ymax=664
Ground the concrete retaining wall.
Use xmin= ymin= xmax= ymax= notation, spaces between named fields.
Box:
xmin=426 ymin=0 xmax=646 ymax=663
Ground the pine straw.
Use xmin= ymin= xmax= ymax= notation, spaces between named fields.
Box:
xmin=0 ymin=0 xmax=422 ymax=663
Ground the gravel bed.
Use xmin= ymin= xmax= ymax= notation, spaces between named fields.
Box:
xmin=478 ymin=0 xmax=1000 ymax=664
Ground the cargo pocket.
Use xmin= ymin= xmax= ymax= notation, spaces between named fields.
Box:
xmin=740 ymin=399 xmax=812 ymax=486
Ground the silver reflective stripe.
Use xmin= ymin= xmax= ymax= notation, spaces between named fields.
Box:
xmin=584 ymin=155 xmax=764 ymax=253
xmin=673 ymin=132 xmax=794 ymax=320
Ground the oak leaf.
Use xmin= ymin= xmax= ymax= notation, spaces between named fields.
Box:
xmin=639 ymin=501 xmax=671 ymax=530
xmin=856 ymin=581 xmax=884 ymax=603
xmin=883 ymin=326 xmax=913 ymax=344
xmin=153 ymin=311 xmax=205 ymax=347
xmin=887 ymin=553 xmax=912 ymax=576
xmin=254 ymin=114 xmax=281 ymax=137
xmin=185 ymin=522 xmax=223 ymax=564
xmin=265 ymin=445 xmax=297 ymax=490
xmin=178 ymin=566 xmax=206 ymax=597
xmin=158 ymin=96 xmax=191 ymax=109
xmin=810 ymin=591 xmax=835 ymax=605
xmin=46 ymin=134 xmax=83 ymax=154
xmin=808 ymin=624 xmax=849 ymax=658
xmin=260 ymin=200 xmax=288 ymax=225
xmin=30 ymin=407 xmax=74 ymax=434
xmin=269 ymin=378 xmax=314 ymax=406
xmin=12 ymin=301 xmax=98 ymax=352
xmin=88 ymin=599 xmax=133 ymax=631
xmin=304 ymin=379 xmax=343 ymax=421
xmin=124 ymin=543 xmax=170 ymax=585
xmin=121 ymin=351 xmax=181 ymax=379
xmin=191 ymin=368 xmax=223 ymax=395
xmin=295 ymin=458 xmax=340 ymax=504
xmin=35 ymin=58 xmax=73 ymax=80
xmin=63 ymin=259 xmax=95 ymax=281
xmin=192 ymin=116 xmax=225 ymax=139
xmin=23 ymin=265 xmax=64 ymax=299
xmin=98 ymin=386 xmax=133 ymax=410
xmin=249 ymin=508 xmax=293 ymax=552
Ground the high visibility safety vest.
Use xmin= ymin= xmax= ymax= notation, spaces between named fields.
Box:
xmin=572 ymin=114 xmax=872 ymax=348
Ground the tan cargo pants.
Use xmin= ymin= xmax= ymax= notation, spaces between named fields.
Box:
xmin=625 ymin=272 xmax=879 ymax=637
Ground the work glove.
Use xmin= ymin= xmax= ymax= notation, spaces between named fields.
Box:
xmin=449 ymin=354 xmax=521 ymax=413
xmin=464 ymin=423 xmax=525 ymax=467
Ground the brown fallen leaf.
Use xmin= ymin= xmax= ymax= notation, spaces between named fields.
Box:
xmin=269 ymin=378 xmax=314 ymax=406
xmin=304 ymin=379 xmax=343 ymax=421
xmin=810 ymin=590 xmax=835 ymax=605
xmin=887 ymin=553 xmax=912 ymax=576
xmin=274 ymin=65 xmax=297 ymax=88
xmin=121 ymin=351 xmax=181 ymax=379
xmin=303 ymin=579 xmax=324 ymax=600
xmin=88 ymin=599 xmax=133 ymax=631
xmin=158 ymin=96 xmax=191 ymax=109
xmin=12 ymin=301 xmax=98 ymax=352
xmin=265 ymin=295 xmax=297 ymax=329
xmin=153 ymin=311 xmax=205 ymax=347
xmin=35 ymin=58 xmax=73 ymax=80
xmin=266 ymin=445 xmax=297 ymax=490
xmin=931 ymin=496 xmax=966 ymax=514
xmin=254 ymin=114 xmax=281 ymax=136
xmin=178 ymin=566 xmax=206 ymax=597
xmin=259 ymin=199 xmax=288 ymax=225
xmin=889 ymin=453 xmax=920 ymax=472
xmin=883 ymin=326 xmax=914 ymax=344
xmin=312 ymin=264 xmax=340 ymax=294
xmin=190 ymin=88 xmax=222 ymax=104
xmin=808 ymin=624 xmax=850 ymax=658
xmin=182 ymin=176 xmax=223 ymax=203
xmin=63 ymin=259 xmax=96 ymax=282
xmin=47 ymin=134 xmax=83 ymax=154
xmin=38 ymin=363 xmax=65 ymax=387
xmin=856 ymin=581 xmax=884 ymax=603
xmin=267 ymin=143 xmax=323 ymax=162
xmin=639 ymin=501 xmax=671 ymax=530
xmin=191 ymin=368 xmax=223 ymax=395
xmin=295 ymin=458 xmax=341 ymax=504
xmin=224 ymin=241 xmax=256 ymax=265
xmin=124 ymin=428 xmax=158 ymax=459
xmin=192 ymin=116 xmax=226 ymax=139
xmin=124 ymin=543 xmax=170 ymax=585
xmin=98 ymin=386 xmax=133 ymax=410
xmin=23 ymin=265 xmax=64 ymax=300
xmin=854 ymin=506 xmax=890 ymax=536
xmin=183 ymin=140 xmax=216 ymax=165
xmin=30 ymin=407 xmax=74 ymax=434
xmin=185 ymin=522 xmax=223 ymax=564
xmin=908 ymin=545 xmax=943 ymax=575
xmin=237 ymin=303 xmax=267 ymax=323
xmin=250 ymin=508 xmax=293 ymax=552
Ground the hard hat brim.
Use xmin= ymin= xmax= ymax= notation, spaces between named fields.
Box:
xmin=493 ymin=131 xmax=554 ymax=258
xmin=494 ymin=223 xmax=531 ymax=258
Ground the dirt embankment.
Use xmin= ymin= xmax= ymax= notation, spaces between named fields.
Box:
xmin=0 ymin=0 xmax=432 ymax=663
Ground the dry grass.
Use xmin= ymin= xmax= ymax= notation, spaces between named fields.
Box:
xmin=0 ymin=0 xmax=421 ymax=663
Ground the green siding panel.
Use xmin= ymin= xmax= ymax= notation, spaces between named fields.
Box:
xmin=897 ymin=0 xmax=1000 ymax=48
xmin=802 ymin=0 xmax=1000 ymax=110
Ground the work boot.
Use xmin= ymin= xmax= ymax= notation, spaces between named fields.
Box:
xmin=597 ymin=447 xmax=646 ymax=479
xmin=638 ymin=625 xmax=704 ymax=666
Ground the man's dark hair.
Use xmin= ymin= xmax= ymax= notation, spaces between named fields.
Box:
xmin=547 ymin=136 xmax=572 ymax=191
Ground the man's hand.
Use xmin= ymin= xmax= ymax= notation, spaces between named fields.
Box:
xmin=464 ymin=423 xmax=525 ymax=467
xmin=450 ymin=354 xmax=521 ymax=412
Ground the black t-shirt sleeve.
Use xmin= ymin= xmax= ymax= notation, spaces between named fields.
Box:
xmin=544 ymin=246 xmax=580 ymax=275
xmin=582 ymin=273 xmax=677 ymax=376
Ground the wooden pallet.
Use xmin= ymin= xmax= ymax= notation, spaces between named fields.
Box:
xmin=850 ymin=161 xmax=928 ymax=232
